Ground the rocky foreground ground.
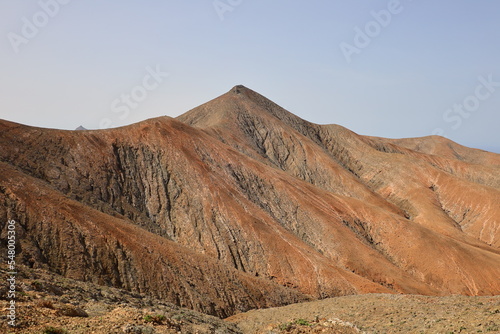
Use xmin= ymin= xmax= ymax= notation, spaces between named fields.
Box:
xmin=227 ymin=294 xmax=500 ymax=333
xmin=1 ymin=266 xmax=499 ymax=334
xmin=0 ymin=266 xmax=240 ymax=333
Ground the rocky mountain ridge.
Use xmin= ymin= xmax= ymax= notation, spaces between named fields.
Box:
xmin=1 ymin=85 xmax=499 ymax=318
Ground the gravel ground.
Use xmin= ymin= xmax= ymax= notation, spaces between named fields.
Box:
xmin=1 ymin=266 xmax=498 ymax=333
xmin=0 ymin=266 xmax=241 ymax=334
xmin=227 ymin=294 xmax=500 ymax=334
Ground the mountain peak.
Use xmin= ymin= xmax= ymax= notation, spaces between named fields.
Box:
xmin=227 ymin=85 xmax=268 ymax=101
xmin=231 ymin=84 xmax=248 ymax=94
xmin=178 ymin=85 xmax=308 ymax=132
xmin=228 ymin=85 xmax=264 ymax=103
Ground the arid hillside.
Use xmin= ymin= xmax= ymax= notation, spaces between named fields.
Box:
xmin=1 ymin=85 xmax=499 ymax=319
xmin=2 ymin=265 xmax=498 ymax=334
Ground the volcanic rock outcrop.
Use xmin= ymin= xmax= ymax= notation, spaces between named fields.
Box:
xmin=1 ymin=85 xmax=499 ymax=317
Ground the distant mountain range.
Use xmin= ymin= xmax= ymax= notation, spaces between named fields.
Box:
xmin=1 ymin=85 xmax=499 ymax=318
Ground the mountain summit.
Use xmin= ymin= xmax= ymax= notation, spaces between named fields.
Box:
xmin=1 ymin=86 xmax=499 ymax=318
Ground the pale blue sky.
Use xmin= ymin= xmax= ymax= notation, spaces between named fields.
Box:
xmin=1 ymin=1 xmax=499 ymax=152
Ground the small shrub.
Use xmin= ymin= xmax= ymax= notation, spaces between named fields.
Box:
xmin=36 ymin=299 xmax=55 ymax=309
xmin=144 ymin=314 xmax=166 ymax=325
xmin=295 ymin=319 xmax=311 ymax=326
xmin=42 ymin=327 xmax=68 ymax=334
xmin=32 ymin=280 xmax=43 ymax=291
xmin=279 ymin=323 xmax=291 ymax=331
xmin=56 ymin=304 xmax=88 ymax=318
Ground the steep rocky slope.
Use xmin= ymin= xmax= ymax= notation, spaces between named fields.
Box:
xmin=1 ymin=85 xmax=499 ymax=319
xmin=0 ymin=265 xmax=243 ymax=334
xmin=0 ymin=160 xmax=308 ymax=318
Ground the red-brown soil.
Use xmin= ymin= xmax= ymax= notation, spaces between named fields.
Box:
xmin=1 ymin=85 xmax=499 ymax=320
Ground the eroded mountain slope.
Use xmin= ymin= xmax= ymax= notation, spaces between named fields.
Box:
xmin=1 ymin=85 xmax=499 ymax=319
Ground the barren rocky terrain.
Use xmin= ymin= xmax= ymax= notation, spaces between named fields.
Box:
xmin=1 ymin=265 xmax=498 ymax=333
xmin=0 ymin=265 xmax=241 ymax=333
xmin=1 ymin=85 xmax=499 ymax=331
xmin=0 ymin=266 xmax=500 ymax=334
xmin=228 ymin=294 xmax=500 ymax=334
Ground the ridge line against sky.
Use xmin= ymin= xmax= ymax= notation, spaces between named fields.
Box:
xmin=0 ymin=1 xmax=499 ymax=153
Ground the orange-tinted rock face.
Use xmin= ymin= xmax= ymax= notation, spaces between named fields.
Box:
xmin=1 ymin=86 xmax=499 ymax=317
